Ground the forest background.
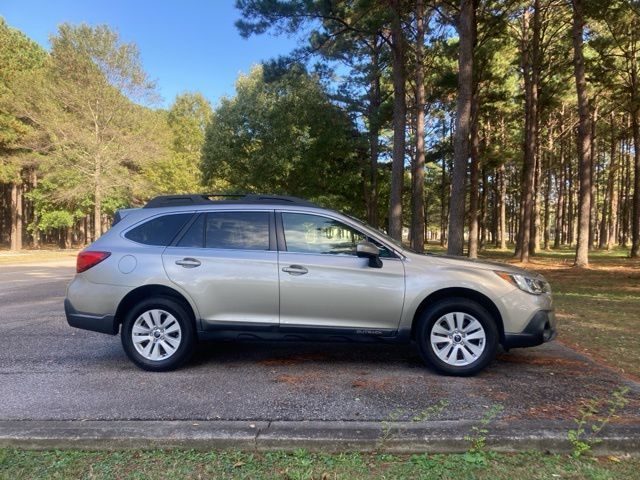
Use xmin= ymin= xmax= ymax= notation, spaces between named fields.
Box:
xmin=2 ymin=0 xmax=640 ymax=268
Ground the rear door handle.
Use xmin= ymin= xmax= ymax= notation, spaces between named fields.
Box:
xmin=282 ymin=265 xmax=308 ymax=275
xmin=175 ymin=257 xmax=201 ymax=268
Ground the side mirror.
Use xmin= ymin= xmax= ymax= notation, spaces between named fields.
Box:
xmin=356 ymin=241 xmax=383 ymax=268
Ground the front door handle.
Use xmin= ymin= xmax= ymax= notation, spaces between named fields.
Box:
xmin=282 ymin=265 xmax=308 ymax=275
xmin=175 ymin=257 xmax=201 ymax=268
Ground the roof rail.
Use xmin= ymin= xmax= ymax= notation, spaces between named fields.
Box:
xmin=143 ymin=193 xmax=318 ymax=209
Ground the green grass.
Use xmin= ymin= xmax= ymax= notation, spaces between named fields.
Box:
xmin=0 ymin=248 xmax=78 ymax=265
xmin=1 ymin=449 xmax=638 ymax=479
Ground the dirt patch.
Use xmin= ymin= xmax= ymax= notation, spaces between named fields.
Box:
xmin=609 ymin=413 xmax=640 ymax=425
xmin=273 ymin=374 xmax=308 ymax=385
xmin=350 ymin=375 xmax=426 ymax=392
xmin=508 ymin=390 xmax=640 ymax=423
xmin=259 ymin=352 xmax=330 ymax=366
xmin=351 ymin=377 xmax=396 ymax=391
xmin=556 ymin=339 xmax=640 ymax=384
xmin=517 ymin=402 xmax=585 ymax=420
xmin=497 ymin=354 xmax=586 ymax=368
xmin=485 ymin=390 xmax=511 ymax=402
xmin=272 ymin=371 xmax=329 ymax=387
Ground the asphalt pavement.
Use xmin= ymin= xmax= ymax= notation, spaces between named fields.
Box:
xmin=1 ymin=261 xmax=639 ymax=426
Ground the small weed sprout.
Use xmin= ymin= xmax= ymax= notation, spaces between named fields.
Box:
xmin=412 ymin=399 xmax=449 ymax=422
xmin=568 ymin=386 xmax=630 ymax=458
xmin=376 ymin=400 xmax=450 ymax=451
xmin=377 ymin=408 xmax=405 ymax=451
xmin=463 ymin=404 xmax=504 ymax=465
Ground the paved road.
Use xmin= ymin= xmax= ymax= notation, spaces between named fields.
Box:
xmin=1 ymin=262 xmax=639 ymax=423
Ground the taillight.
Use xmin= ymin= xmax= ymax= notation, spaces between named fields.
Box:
xmin=76 ymin=251 xmax=111 ymax=273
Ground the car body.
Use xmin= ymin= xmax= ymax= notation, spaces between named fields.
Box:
xmin=65 ymin=194 xmax=557 ymax=375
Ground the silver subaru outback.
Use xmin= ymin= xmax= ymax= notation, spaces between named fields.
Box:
xmin=65 ymin=194 xmax=556 ymax=376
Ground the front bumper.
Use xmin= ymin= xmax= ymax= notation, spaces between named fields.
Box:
xmin=503 ymin=310 xmax=557 ymax=349
xmin=64 ymin=298 xmax=118 ymax=335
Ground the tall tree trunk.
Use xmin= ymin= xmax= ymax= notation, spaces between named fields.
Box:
xmin=367 ymin=40 xmax=381 ymax=228
xmin=589 ymin=104 xmax=598 ymax=249
xmin=544 ymin=132 xmax=552 ymax=249
xmin=530 ymin=86 xmax=542 ymax=257
xmin=10 ymin=182 xmax=23 ymax=251
xmin=388 ymin=1 xmax=407 ymax=241
xmin=79 ymin=217 xmax=86 ymax=247
xmin=65 ymin=226 xmax=72 ymax=249
xmin=448 ymin=0 xmax=476 ymax=255
xmin=1 ymin=185 xmax=7 ymax=245
xmin=599 ymin=175 xmax=609 ymax=249
xmin=480 ymin=165 xmax=488 ymax=249
xmin=622 ymin=131 xmax=631 ymax=247
xmin=499 ymin=163 xmax=507 ymax=249
xmin=518 ymin=5 xmax=539 ymax=262
xmin=631 ymin=110 xmax=640 ymax=257
xmin=530 ymin=141 xmax=542 ymax=255
xmin=571 ymin=0 xmax=592 ymax=267
xmin=468 ymin=95 xmax=480 ymax=258
xmin=606 ymin=113 xmax=619 ymax=250
xmin=630 ymin=43 xmax=640 ymax=256
xmin=93 ymin=181 xmax=102 ymax=243
xmin=568 ymin=144 xmax=575 ymax=245
xmin=30 ymin=169 xmax=39 ymax=248
xmin=498 ymin=116 xmax=507 ymax=249
xmin=440 ymin=116 xmax=448 ymax=247
xmin=411 ymin=0 xmax=426 ymax=253
xmin=555 ymin=133 xmax=565 ymax=249
xmin=598 ymin=114 xmax=610 ymax=249
xmin=84 ymin=215 xmax=90 ymax=245
xmin=493 ymin=167 xmax=499 ymax=247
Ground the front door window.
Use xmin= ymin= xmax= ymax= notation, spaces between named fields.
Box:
xmin=282 ymin=213 xmax=365 ymax=255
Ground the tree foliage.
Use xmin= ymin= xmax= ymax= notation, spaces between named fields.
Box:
xmin=0 ymin=18 xmax=47 ymax=182
xmin=201 ymin=65 xmax=365 ymax=212
xmin=2 ymin=1 xmax=640 ymax=261
xmin=145 ymin=93 xmax=212 ymax=194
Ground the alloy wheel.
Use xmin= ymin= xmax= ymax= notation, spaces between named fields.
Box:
xmin=429 ymin=312 xmax=487 ymax=367
xmin=131 ymin=309 xmax=182 ymax=361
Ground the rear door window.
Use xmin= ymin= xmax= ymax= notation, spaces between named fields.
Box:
xmin=125 ymin=213 xmax=193 ymax=246
xmin=176 ymin=214 xmax=205 ymax=248
xmin=175 ymin=211 xmax=270 ymax=250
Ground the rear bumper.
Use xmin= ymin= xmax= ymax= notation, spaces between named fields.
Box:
xmin=64 ymin=298 xmax=118 ymax=335
xmin=503 ymin=310 xmax=557 ymax=349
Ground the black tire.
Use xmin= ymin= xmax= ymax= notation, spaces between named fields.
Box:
xmin=415 ymin=297 xmax=498 ymax=376
xmin=121 ymin=296 xmax=195 ymax=372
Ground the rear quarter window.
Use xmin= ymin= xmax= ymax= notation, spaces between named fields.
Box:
xmin=124 ymin=213 xmax=193 ymax=246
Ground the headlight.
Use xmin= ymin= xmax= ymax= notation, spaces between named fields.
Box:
xmin=495 ymin=271 xmax=550 ymax=295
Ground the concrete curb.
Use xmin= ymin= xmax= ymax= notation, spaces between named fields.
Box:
xmin=1 ymin=420 xmax=639 ymax=455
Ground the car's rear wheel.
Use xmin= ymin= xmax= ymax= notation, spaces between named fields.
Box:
xmin=121 ymin=296 xmax=195 ymax=371
xmin=416 ymin=298 xmax=498 ymax=376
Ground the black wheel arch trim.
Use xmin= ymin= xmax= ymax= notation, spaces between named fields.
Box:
xmin=410 ymin=288 xmax=506 ymax=344
xmin=114 ymin=284 xmax=198 ymax=331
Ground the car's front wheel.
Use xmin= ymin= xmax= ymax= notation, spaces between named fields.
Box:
xmin=121 ymin=296 xmax=195 ymax=371
xmin=416 ymin=298 xmax=498 ymax=376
